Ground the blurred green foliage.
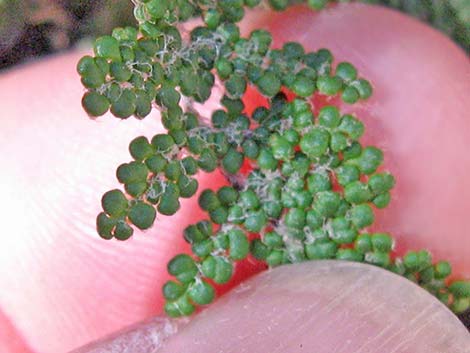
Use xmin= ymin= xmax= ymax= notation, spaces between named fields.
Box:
xmin=360 ymin=0 xmax=470 ymax=52
xmin=0 ymin=0 xmax=468 ymax=70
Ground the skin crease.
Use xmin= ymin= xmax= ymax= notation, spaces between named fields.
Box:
xmin=0 ymin=3 xmax=469 ymax=353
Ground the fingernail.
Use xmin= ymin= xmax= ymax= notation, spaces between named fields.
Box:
xmin=158 ymin=261 xmax=470 ymax=352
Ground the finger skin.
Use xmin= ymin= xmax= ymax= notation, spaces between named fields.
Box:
xmin=1 ymin=3 xmax=469 ymax=353
xmin=0 ymin=51 xmax=226 ymax=352
xmin=0 ymin=310 xmax=35 ymax=353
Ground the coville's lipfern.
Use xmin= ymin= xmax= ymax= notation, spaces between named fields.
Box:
xmin=77 ymin=0 xmax=470 ymax=318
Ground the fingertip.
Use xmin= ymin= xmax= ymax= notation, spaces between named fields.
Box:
xmin=0 ymin=50 xmax=228 ymax=351
xmin=242 ymin=3 xmax=470 ymax=278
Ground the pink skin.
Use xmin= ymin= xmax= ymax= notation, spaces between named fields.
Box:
xmin=0 ymin=3 xmax=469 ymax=353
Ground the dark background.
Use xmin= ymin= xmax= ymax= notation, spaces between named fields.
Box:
xmin=0 ymin=0 xmax=468 ymax=72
